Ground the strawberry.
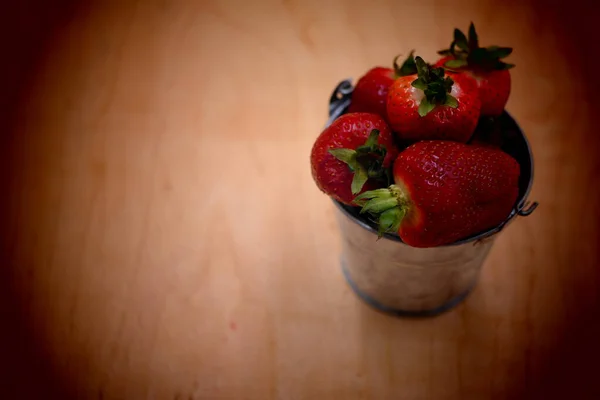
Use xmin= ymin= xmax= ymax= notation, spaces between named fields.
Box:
xmin=348 ymin=52 xmax=418 ymax=121
xmin=310 ymin=112 xmax=399 ymax=205
xmin=435 ymin=23 xmax=514 ymax=117
xmin=355 ymin=141 xmax=520 ymax=247
xmin=387 ymin=56 xmax=481 ymax=143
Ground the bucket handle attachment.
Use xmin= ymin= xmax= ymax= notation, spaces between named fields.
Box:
xmin=475 ymin=200 xmax=539 ymax=244
xmin=326 ymin=79 xmax=353 ymax=128
xmin=517 ymin=200 xmax=539 ymax=216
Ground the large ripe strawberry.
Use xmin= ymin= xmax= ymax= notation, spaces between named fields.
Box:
xmin=311 ymin=112 xmax=399 ymax=205
xmin=435 ymin=23 xmax=514 ymax=117
xmin=387 ymin=56 xmax=481 ymax=143
xmin=348 ymin=52 xmax=418 ymax=121
xmin=355 ymin=141 xmax=520 ymax=247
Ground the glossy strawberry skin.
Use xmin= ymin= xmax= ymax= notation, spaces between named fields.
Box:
xmin=393 ymin=141 xmax=520 ymax=247
xmin=348 ymin=67 xmax=395 ymax=121
xmin=435 ymin=56 xmax=511 ymax=117
xmin=386 ymin=71 xmax=481 ymax=143
xmin=311 ymin=113 xmax=399 ymax=205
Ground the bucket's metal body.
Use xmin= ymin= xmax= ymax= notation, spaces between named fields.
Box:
xmin=335 ymin=202 xmax=494 ymax=315
xmin=327 ymin=80 xmax=538 ymax=316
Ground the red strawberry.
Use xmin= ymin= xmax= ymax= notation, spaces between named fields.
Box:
xmin=387 ymin=56 xmax=481 ymax=143
xmin=435 ymin=23 xmax=514 ymax=117
xmin=355 ymin=141 xmax=520 ymax=247
xmin=348 ymin=67 xmax=394 ymax=119
xmin=311 ymin=113 xmax=399 ymax=205
xmin=348 ymin=52 xmax=418 ymax=121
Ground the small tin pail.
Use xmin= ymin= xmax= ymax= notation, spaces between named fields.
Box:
xmin=327 ymin=80 xmax=539 ymax=317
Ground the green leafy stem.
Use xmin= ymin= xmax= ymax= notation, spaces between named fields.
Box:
xmin=328 ymin=129 xmax=390 ymax=195
xmin=410 ymin=56 xmax=458 ymax=117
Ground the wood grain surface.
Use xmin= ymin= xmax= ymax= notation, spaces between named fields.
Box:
xmin=1 ymin=0 xmax=599 ymax=399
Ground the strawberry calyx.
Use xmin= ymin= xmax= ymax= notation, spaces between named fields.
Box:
xmin=438 ymin=22 xmax=515 ymax=71
xmin=328 ymin=129 xmax=390 ymax=195
xmin=354 ymin=184 xmax=409 ymax=236
xmin=393 ymin=50 xmax=417 ymax=78
xmin=411 ymin=56 xmax=458 ymax=117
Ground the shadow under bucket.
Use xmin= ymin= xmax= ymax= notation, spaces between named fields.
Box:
xmin=327 ymin=80 xmax=539 ymax=317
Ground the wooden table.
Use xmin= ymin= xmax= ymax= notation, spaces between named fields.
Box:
xmin=2 ymin=1 xmax=599 ymax=399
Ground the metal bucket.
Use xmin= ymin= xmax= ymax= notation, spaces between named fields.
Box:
xmin=327 ymin=80 xmax=539 ymax=317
